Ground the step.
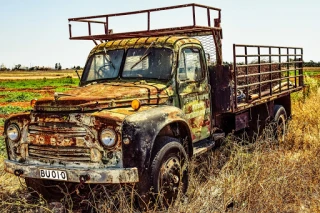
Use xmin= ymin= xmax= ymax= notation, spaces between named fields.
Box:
xmin=193 ymin=133 xmax=225 ymax=156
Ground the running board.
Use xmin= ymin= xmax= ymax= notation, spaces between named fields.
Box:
xmin=193 ymin=133 xmax=225 ymax=156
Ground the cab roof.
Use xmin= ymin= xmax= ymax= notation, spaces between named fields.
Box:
xmin=89 ymin=36 xmax=202 ymax=57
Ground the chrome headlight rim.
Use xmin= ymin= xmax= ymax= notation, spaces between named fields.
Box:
xmin=6 ymin=123 xmax=21 ymax=142
xmin=100 ymin=128 xmax=117 ymax=148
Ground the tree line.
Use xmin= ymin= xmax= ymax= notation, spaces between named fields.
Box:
xmin=0 ymin=63 xmax=82 ymax=71
xmin=303 ymin=60 xmax=320 ymax=67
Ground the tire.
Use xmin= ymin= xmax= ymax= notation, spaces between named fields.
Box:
xmin=25 ymin=178 xmax=77 ymax=201
xmin=149 ymin=137 xmax=189 ymax=208
xmin=273 ymin=105 xmax=287 ymax=142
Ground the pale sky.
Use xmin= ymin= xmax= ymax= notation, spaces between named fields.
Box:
xmin=0 ymin=0 xmax=319 ymax=69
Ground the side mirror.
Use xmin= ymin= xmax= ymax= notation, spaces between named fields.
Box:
xmin=205 ymin=53 xmax=211 ymax=62
xmin=75 ymin=70 xmax=81 ymax=80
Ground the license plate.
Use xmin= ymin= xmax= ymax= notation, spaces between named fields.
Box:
xmin=39 ymin=169 xmax=68 ymax=181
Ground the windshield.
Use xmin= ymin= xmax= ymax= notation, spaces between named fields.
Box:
xmin=122 ymin=48 xmax=173 ymax=80
xmin=82 ymin=49 xmax=124 ymax=82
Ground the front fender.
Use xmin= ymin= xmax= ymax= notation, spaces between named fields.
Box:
xmin=4 ymin=112 xmax=31 ymax=131
xmin=121 ymin=105 xmax=191 ymax=174
xmin=4 ymin=112 xmax=31 ymax=160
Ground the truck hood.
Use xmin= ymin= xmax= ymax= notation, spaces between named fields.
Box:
xmin=34 ymin=81 xmax=173 ymax=112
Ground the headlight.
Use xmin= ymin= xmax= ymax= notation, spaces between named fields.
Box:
xmin=7 ymin=124 xmax=20 ymax=142
xmin=100 ymin=128 xmax=117 ymax=147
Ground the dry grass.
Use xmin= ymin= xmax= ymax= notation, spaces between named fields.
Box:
xmin=304 ymin=67 xmax=320 ymax=71
xmin=1 ymin=77 xmax=320 ymax=212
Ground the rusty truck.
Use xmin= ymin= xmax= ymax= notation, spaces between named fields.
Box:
xmin=3 ymin=3 xmax=304 ymax=207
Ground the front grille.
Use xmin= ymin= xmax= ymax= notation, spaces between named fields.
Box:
xmin=28 ymin=145 xmax=91 ymax=162
xmin=28 ymin=122 xmax=87 ymax=137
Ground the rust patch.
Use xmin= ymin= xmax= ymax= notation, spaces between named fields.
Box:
xmin=67 ymin=82 xmax=168 ymax=98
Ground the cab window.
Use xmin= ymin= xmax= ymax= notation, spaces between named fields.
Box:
xmin=178 ymin=48 xmax=204 ymax=81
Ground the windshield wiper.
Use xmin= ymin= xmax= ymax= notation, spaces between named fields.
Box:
xmin=130 ymin=41 xmax=155 ymax=70
xmin=104 ymin=55 xmax=115 ymax=70
xmin=130 ymin=52 xmax=150 ymax=70
xmin=103 ymin=47 xmax=115 ymax=69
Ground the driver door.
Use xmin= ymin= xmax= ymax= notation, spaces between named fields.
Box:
xmin=177 ymin=46 xmax=211 ymax=142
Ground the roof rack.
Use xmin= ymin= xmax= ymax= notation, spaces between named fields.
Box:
xmin=68 ymin=3 xmax=222 ymax=42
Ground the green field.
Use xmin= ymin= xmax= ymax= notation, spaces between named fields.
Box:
xmin=304 ymin=67 xmax=320 ymax=76
xmin=0 ymin=77 xmax=79 ymax=116
xmin=0 ymin=76 xmax=79 ymax=90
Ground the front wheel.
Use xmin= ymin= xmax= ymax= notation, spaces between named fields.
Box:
xmin=149 ymin=137 xmax=189 ymax=208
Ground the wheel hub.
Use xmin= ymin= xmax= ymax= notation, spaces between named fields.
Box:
xmin=159 ymin=156 xmax=181 ymax=192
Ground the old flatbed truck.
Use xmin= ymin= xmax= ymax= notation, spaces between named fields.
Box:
xmin=4 ymin=3 xmax=303 ymax=207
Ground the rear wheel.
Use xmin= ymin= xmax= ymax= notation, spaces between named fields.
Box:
xmin=273 ymin=105 xmax=287 ymax=142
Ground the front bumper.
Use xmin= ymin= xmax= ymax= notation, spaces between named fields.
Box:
xmin=4 ymin=160 xmax=139 ymax=184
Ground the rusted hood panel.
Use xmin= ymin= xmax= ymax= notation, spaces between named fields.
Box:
xmin=68 ymin=81 xmax=169 ymax=98
xmin=92 ymin=106 xmax=156 ymax=122
xmin=35 ymin=81 xmax=173 ymax=111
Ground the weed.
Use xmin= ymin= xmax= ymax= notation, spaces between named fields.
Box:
xmin=0 ymin=106 xmax=30 ymax=115
xmin=54 ymin=87 xmax=74 ymax=92
xmin=0 ymin=77 xmax=79 ymax=90
xmin=0 ymin=136 xmax=5 ymax=157
xmin=0 ymin=118 xmax=4 ymax=126
xmin=0 ymin=91 xmax=41 ymax=102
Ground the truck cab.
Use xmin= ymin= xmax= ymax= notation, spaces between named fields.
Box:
xmin=4 ymin=35 xmax=214 ymax=205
